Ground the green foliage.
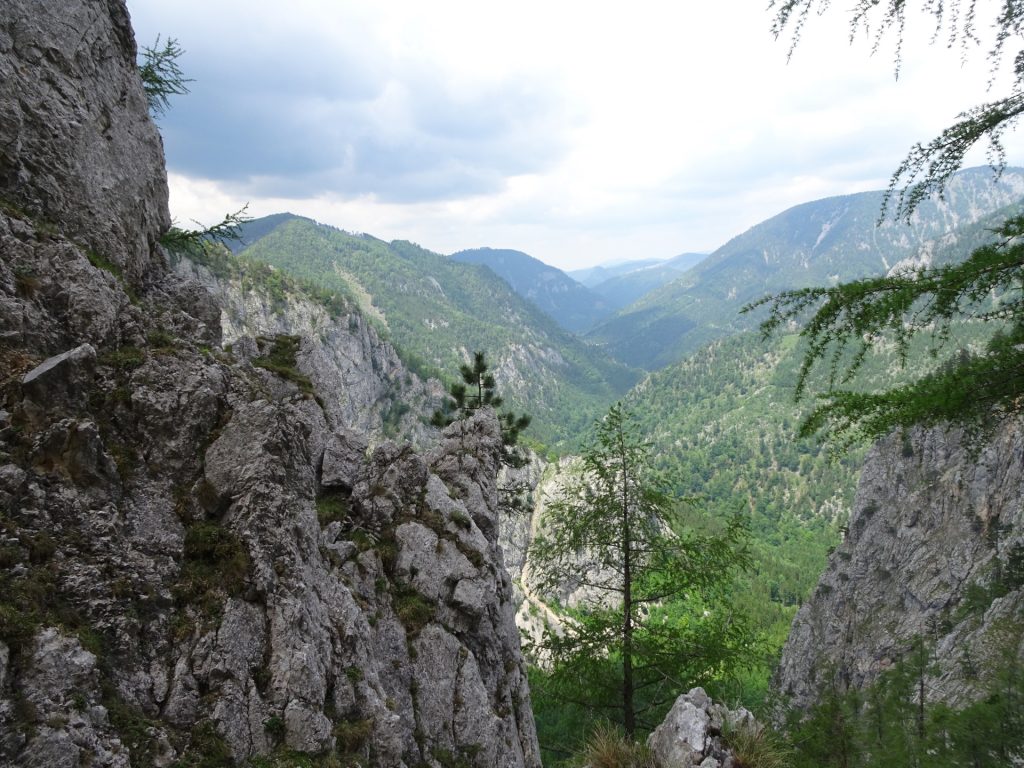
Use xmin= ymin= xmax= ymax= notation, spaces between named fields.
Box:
xmin=334 ymin=717 xmax=374 ymax=757
xmin=176 ymin=238 xmax=356 ymax=319
xmin=575 ymin=723 xmax=658 ymax=768
xmin=770 ymin=1 xmax=1024 ymax=223
xmin=85 ymin=249 xmax=125 ymax=281
xmin=620 ymin=329 xmax=875 ymax=706
xmin=316 ymin=493 xmax=351 ymax=526
xmin=253 ymin=334 xmax=314 ymax=395
xmin=160 ymin=206 xmax=251 ymax=257
xmin=263 ymin=715 xmax=286 ymax=741
xmin=749 ymin=212 xmax=1024 ymax=447
xmin=234 ymin=217 xmax=639 ymax=448
xmin=105 ymin=689 xmax=162 ymax=768
xmin=723 ymin=722 xmax=793 ymax=768
xmin=431 ymin=350 xmax=532 ymax=466
xmin=98 ymin=345 xmax=146 ymax=371
xmin=0 ymin=559 xmax=100 ymax=656
xmin=393 ymin=584 xmax=434 ymax=634
xmin=176 ymin=721 xmax=234 ymax=768
xmin=762 ymin=0 xmax=1024 ymax=446
xmin=786 ymin=621 xmax=1024 ymax=767
xmin=528 ymin=403 xmax=754 ymax=737
xmin=137 ymin=35 xmax=192 ymax=118
xmin=173 ymin=521 xmax=250 ymax=614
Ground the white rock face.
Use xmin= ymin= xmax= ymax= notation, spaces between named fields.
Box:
xmin=774 ymin=419 xmax=1024 ymax=713
xmin=175 ymin=256 xmax=444 ymax=444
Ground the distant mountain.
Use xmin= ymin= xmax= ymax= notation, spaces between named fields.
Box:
xmin=231 ymin=216 xmax=641 ymax=447
xmin=588 ymin=252 xmax=708 ymax=310
xmin=587 ymin=167 xmax=1024 ymax=370
xmin=226 ymin=212 xmax=310 ymax=253
xmin=568 ymin=258 xmax=666 ymax=288
xmin=450 ymin=247 xmax=613 ymax=333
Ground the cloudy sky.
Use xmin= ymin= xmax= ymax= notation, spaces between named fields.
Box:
xmin=126 ymin=1 xmax=1023 ymax=270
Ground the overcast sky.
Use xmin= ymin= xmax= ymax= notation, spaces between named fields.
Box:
xmin=126 ymin=1 xmax=1024 ymax=270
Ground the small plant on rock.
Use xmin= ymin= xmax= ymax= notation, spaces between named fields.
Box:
xmin=577 ymin=723 xmax=658 ymax=768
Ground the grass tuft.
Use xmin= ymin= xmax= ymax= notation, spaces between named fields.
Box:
xmin=577 ymin=723 xmax=657 ymax=768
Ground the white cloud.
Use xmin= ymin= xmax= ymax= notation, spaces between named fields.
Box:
xmin=131 ymin=0 xmax=1024 ymax=270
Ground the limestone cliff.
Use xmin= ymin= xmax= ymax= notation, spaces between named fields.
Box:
xmin=173 ymin=256 xmax=443 ymax=445
xmin=773 ymin=420 xmax=1024 ymax=712
xmin=0 ymin=2 xmax=540 ymax=766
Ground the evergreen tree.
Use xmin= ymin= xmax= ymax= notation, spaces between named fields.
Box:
xmin=137 ymin=36 xmax=192 ymax=118
xmin=770 ymin=0 xmax=1024 ymax=221
xmin=753 ymin=1 xmax=1024 ymax=446
xmin=431 ymin=350 xmax=531 ymax=465
xmin=528 ymin=403 xmax=752 ymax=738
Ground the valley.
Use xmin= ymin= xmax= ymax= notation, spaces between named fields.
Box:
xmin=2 ymin=3 xmax=1023 ymax=766
xmin=192 ymin=166 xmax=1024 ymax=762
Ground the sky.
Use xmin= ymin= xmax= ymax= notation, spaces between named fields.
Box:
xmin=126 ymin=1 xmax=1024 ymax=271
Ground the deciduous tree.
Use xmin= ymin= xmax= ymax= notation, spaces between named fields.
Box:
xmin=528 ymin=403 xmax=751 ymax=737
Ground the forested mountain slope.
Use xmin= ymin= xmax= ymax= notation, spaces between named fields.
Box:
xmin=450 ymin=247 xmax=613 ymax=333
xmin=588 ymin=168 xmax=1024 ymax=370
xmin=586 ymin=252 xmax=708 ymax=310
xmin=232 ymin=216 xmax=641 ymax=447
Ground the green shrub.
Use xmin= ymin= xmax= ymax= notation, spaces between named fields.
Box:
xmin=264 ymin=715 xmax=286 ymax=741
xmin=317 ymin=494 xmax=350 ymax=526
xmin=173 ymin=522 xmax=250 ymax=613
xmin=393 ymin=586 xmax=434 ymax=634
xmin=254 ymin=335 xmax=314 ymax=395
xmin=334 ymin=717 xmax=374 ymax=756
xmin=99 ymin=346 xmax=145 ymax=371
xmin=146 ymin=328 xmax=177 ymax=351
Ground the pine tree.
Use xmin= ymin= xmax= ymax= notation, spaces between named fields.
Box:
xmin=753 ymin=1 xmax=1024 ymax=446
xmin=431 ymin=350 xmax=531 ymax=466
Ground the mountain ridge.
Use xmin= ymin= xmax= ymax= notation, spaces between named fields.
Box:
xmin=231 ymin=216 xmax=641 ymax=447
xmin=587 ymin=167 xmax=1024 ymax=370
xmin=450 ymin=247 xmax=613 ymax=333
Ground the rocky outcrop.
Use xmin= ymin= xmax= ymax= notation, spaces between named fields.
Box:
xmin=774 ymin=420 xmax=1024 ymax=712
xmin=646 ymin=688 xmax=757 ymax=768
xmin=0 ymin=2 xmax=540 ymax=766
xmin=174 ymin=256 xmax=443 ymax=444
xmin=0 ymin=0 xmax=169 ymax=286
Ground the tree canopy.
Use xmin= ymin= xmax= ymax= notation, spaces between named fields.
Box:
xmin=138 ymin=36 xmax=192 ymax=119
xmin=757 ymin=0 xmax=1024 ymax=446
xmin=527 ymin=404 xmax=752 ymax=738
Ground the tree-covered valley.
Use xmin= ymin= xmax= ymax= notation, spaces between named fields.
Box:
xmin=181 ymin=164 xmax=1024 ymax=765
xmin=3 ymin=2 xmax=1024 ymax=767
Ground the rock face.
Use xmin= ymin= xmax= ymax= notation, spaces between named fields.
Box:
xmin=646 ymin=688 xmax=756 ymax=768
xmin=173 ymin=256 xmax=443 ymax=444
xmin=0 ymin=0 xmax=169 ymax=285
xmin=0 ymin=2 xmax=540 ymax=766
xmin=774 ymin=420 xmax=1024 ymax=713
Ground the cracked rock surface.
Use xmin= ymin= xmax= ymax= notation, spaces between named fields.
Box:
xmin=0 ymin=2 xmax=540 ymax=765
xmin=773 ymin=420 xmax=1024 ymax=714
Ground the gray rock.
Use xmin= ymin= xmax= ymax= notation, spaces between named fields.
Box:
xmin=321 ymin=428 xmax=369 ymax=489
xmin=20 ymin=344 xmax=96 ymax=417
xmin=0 ymin=4 xmax=541 ymax=765
xmin=647 ymin=688 xmax=753 ymax=768
xmin=0 ymin=642 xmax=8 ymax=691
xmin=773 ymin=419 xmax=1024 ymax=714
xmin=0 ymin=0 xmax=169 ymax=283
